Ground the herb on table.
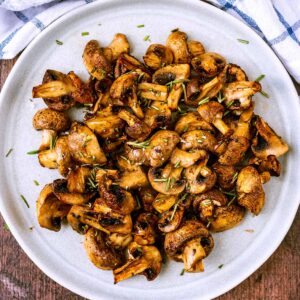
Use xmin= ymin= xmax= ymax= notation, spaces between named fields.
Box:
xmin=5 ymin=148 xmax=13 ymax=157
xmin=29 ymin=226 xmax=34 ymax=231
xmin=33 ymin=180 xmax=40 ymax=186
xmin=218 ymin=264 xmax=224 ymax=269
xmin=56 ymin=40 xmax=63 ymax=45
xmin=143 ymin=35 xmax=151 ymax=42
xmin=237 ymin=38 xmax=249 ymax=44
xmin=20 ymin=195 xmax=30 ymax=208
xmin=81 ymin=32 xmax=89 ymax=36
xmin=244 ymin=229 xmax=255 ymax=233
xmin=180 ymin=269 xmax=185 ymax=276
xmin=137 ymin=24 xmax=145 ymax=28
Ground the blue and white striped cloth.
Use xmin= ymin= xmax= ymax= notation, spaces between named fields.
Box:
xmin=0 ymin=0 xmax=300 ymax=83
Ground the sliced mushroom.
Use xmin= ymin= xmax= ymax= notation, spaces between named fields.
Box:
xmin=164 ymin=220 xmax=214 ymax=272
xmin=96 ymin=169 xmax=136 ymax=214
xmin=187 ymin=40 xmax=205 ymax=58
xmin=171 ymin=148 xmax=207 ymax=168
xmin=138 ymin=82 xmax=168 ymax=101
xmin=113 ymin=242 xmax=162 ymax=283
xmin=249 ymin=155 xmax=281 ymax=177
xmin=133 ymin=213 xmax=158 ymax=245
xmin=225 ymin=63 xmax=247 ymax=82
xmin=251 ymin=116 xmax=289 ymax=159
xmin=144 ymin=101 xmax=171 ymax=130
xmin=191 ymin=52 xmax=226 ymax=78
xmin=39 ymin=129 xmax=57 ymax=151
xmin=52 ymin=179 xmax=92 ymax=205
xmin=158 ymin=206 xmax=184 ymax=233
xmin=68 ymin=122 xmax=107 ymax=165
xmin=36 ymin=184 xmax=70 ymax=231
xmin=197 ymin=101 xmax=232 ymax=136
xmin=106 ymin=33 xmax=130 ymax=61
xmin=85 ymin=108 xmax=125 ymax=139
xmin=236 ymin=166 xmax=265 ymax=215
xmin=107 ymin=233 xmax=132 ymax=249
xmin=143 ymin=44 xmax=173 ymax=70
xmin=152 ymin=194 xmax=178 ymax=213
xmin=148 ymin=163 xmax=186 ymax=195
xmin=84 ymin=228 xmax=123 ymax=270
xmin=174 ymin=112 xmax=214 ymax=134
xmin=153 ymin=64 xmax=190 ymax=110
xmin=223 ymin=81 xmax=261 ymax=112
xmin=184 ymin=161 xmax=216 ymax=194
xmin=212 ymin=162 xmax=238 ymax=190
xmin=138 ymin=187 xmax=157 ymax=212
xmin=83 ymin=40 xmax=112 ymax=80
xmin=210 ymin=205 xmax=245 ymax=232
xmin=166 ymin=30 xmax=190 ymax=64
xmin=118 ymin=109 xmax=151 ymax=141
xmin=67 ymin=166 xmax=91 ymax=194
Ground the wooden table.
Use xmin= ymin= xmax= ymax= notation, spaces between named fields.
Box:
xmin=0 ymin=58 xmax=299 ymax=300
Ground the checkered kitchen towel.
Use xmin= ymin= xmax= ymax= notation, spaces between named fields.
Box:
xmin=0 ymin=0 xmax=300 ymax=83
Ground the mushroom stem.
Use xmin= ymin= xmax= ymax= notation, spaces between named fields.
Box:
xmin=183 ymin=238 xmax=206 ymax=272
xmin=213 ymin=118 xmax=232 ymax=136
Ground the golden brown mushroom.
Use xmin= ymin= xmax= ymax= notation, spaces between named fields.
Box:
xmin=170 ymin=148 xmax=207 ymax=168
xmin=84 ymin=228 xmax=123 ymax=270
xmin=107 ymin=233 xmax=132 ymax=249
xmin=187 ymin=40 xmax=205 ymax=58
xmin=36 ymin=184 xmax=70 ymax=231
xmin=225 ymin=63 xmax=247 ymax=82
xmin=143 ymin=44 xmax=173 ymax=70
xmin=152 ymin=194 xmax=178 ymax=213
xmin=236 ymin=166 xmax=265 ymax=215
xmin=133 ymin=213 xmax=158 ymax=245
xmin=212 ymin=162 xmax=238 ymax=190
xmin=67 ymin=166 xmax=91 ymax=194
xmin=113 ymin=242 xmax=162 ymax=283
xmin=158 ymin=206 xmax=184 ymax=233
xmin=138 ymin=82 xmax=168 ymax=102
xmin=166 ymin=30 xmax=190 ymax=64
xmin=144 ymin=101 xmax=172 ymax=130
xmin=106 ymin=33 xmax=130 ymax=62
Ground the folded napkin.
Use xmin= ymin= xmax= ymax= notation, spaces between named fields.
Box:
xmin=0 ymin=0 xmax=300 ymax=83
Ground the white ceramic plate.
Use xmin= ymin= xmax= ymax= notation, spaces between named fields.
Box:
xmin=0 ymin=0 xmax=299 ymax=299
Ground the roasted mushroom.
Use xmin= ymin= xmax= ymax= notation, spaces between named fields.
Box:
xmin=144 ymin=101 xmax=171 ymax=130
xmin=113 ymin=242 xmax=162 ymax=283
xmin=187 ymin=40 xmax=205 ymax=58
xmin=106 ymin=33 xmax=130 ymax=61
xmin=84 ymin=228 xmax=123 ymax=270
xmin=171 ymin=148 xmax=207 ymax=168
xmin=143 ymin=44 xmax=173 ymax=70
xmin=158 ymin=206 xmax=184 ymax=233
xmin=166 ymin=30 xmax=190 ymax=64
xmin=212 ymin=162 xmax=238 ymax=191
xmin=236 ymin=166 xmax=265 ymax=215
xmin=152 ymin=194 xmax=178 ymax=213
xmin=36 ymin=184 xmax=70 ymax=231
xmin=133 ymin=213 xmax=158 ymax=245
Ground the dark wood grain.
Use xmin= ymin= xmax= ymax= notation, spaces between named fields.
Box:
xmin=0 ymin=58 xmax=299 ymax=300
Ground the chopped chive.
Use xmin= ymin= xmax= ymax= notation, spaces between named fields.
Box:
xmin=120 ymin=155 xmax=130 ymax=163
xmin=217 ymin=91 xmax=225 ymax=103
xmin=153 ymin=178 xmax=168 ymax=182
xmin=226 ymin=100 xmax=234 ymax=108
xmin=255 ymin=74 xmax=265 ymax=82
xmin=151 ymin=105 xmax=159 ymax=111
xmin=206 ymin=221 xmax=211 ymax=228
xmin=143 ymin=35 xmax=151 ymax=42
xmin=170 ymin=193 xmax=188 ymax=221
xmin=198 ymin=97 xmax=210 ymax=105
xmin=165 ymin=177 xmax=171 ymax=191
xmin=137 ymin=24 xmax=145 ymax=28
xmin=223 ymin=110 xmax=231 ymax=117
xmin=5 ymin=148 xmax=13 ymax=157
xmin=50 ymin=135 xmax=57 ymax=150
xmin=260 ymin=90 xmax=269 ymax=98
xmin=3 ymin=223 xmax=9 ymax=231
xmin=33 ymin=180 xmax=40 ymax=186
xmin=27 ymin=150 xmax=39 ymax=155
xmin=56 ymin=40 xmax=63 ymax=45
xmin=127 ymin=140 xmax=150 ymax=149
xmin=223 ymin=191 xmax=236 ymax=197
xmin=81 ymin=32 xmax=89 ymax=36
xmin=174 ymin=161 xmax=181 ymax=168
xmin=227 ymin=195 xmax=236 ymax=207
xmin=218 ymin=264 xmax=224 ymax=269
xmin=29 ymin=226 xmax=34 ymax=231
xmin=245 ymin=229 xmax=255 ymax=233
xmin=181 ymin=83 xmax=188 ymax=102
xmin=135 ymin=194 xmax=141 ymax=209
xmin=231 ymin=172 xmax=239 ymax=184
xmin=237 ymin=39 xmax=249 ymax=44
xmin=20 ymin=195 xmax=30 ymax=208
xmin=180 ymin=269 xmax=185 ymax=276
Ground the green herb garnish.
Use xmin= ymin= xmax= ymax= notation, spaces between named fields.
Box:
xmin=143 ymin=35 xmax=151 ymax=42
xmin=174 ymin=161 xmax=181 ymax=168
xmin=217 ymin=91 xmax=225 ymax=103
xmin=120 ymin=155 xmax=130 ymax=163
xmin=56 ymin=40 xmax=63 ymax=45
xmin=198 ymin=97 xmax=210 ymax=106
xmin=153 ymin=178 xmax=168 ymax=182
xmin=33 ymin=180 xmax=40 ymax=186
xmin=27 ymin=150 xmax=40 ymax=155
xmin=5 ymin=148 xmax=13 ymax=157
xmin=170 ymin=193 xmax=188 ymax=220
xmin=180 ymin=269 xmax=185 ymax=276
xmin=81 ymin=32 xmax=90 ymax=36
xmin=137 ymin=24 xmax=145 ymax=28
xmin=231 ymin=172 xmax=238 ymax=184
xmin=20 ymin=195 xmax=30 ymax=208
xmin=3 ymin=223 xmax=9 ymax=231
xmin=50 ymin=135 xmax=57 ymax=150
xmin=127 ymin=140 xmax=150 ymax=149
xmin=255 ymin=74 xmax=265 ymax=82
xmin=237 ymin=39 xmax=249 ymax=44
xmin=260 ymin=90 xmax=269 ymax=98
xmin=218 ymin=264 xmax=224 ymax=269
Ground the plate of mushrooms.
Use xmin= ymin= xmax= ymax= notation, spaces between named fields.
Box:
xmin=1 ymin=0 xmax=300 ymax=299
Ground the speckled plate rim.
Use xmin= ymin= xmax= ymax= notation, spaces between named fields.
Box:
xmin=0 ymin=1 xmax=299 ymax=299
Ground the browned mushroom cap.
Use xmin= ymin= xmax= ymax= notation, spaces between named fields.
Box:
xmin=68 ymin=122 xmax=107 ymax=165
xmin=192 ymin=189 xmax=228 ymax=220
xmin=85 ymin=109 xmax=125 ymax=139
xmin=158 ymin=206 xmax=184 ymax=233
xmin=113 ymin=242 xmax=162 ymax=283
xmin=251 ymin=116 xmax=289 ymax=159
xmin=184 ymin=161 xmax=216 ymax=194
xmin=84 ymin=228 xmax=123 ymax=270
xmin=152 ymin=194 xmax=178 ymax=213
xmin=107 ymin=233 xmax=132 ymax=249
xmin=225 ymin=63 xmax=247 ymax=82
xmin=197 ymin=101 xmax=232 ymax=136
xmin=192 ymin=52 xmax=226 ymax=78
xmin=210 ymin=205 xmax=245 ymax=232
xmin=133 ymin=213 xmax=158 ymax=245
xmin=164 ymin=220 xmax=214 ymax=272
xmin=218 ymin=136 xmax=249 ymax=165
xmin=180 ymin=130 xmax=217 ymax=153
xmin=138 ymin=187 xmax=157 ymax=212
xmin=249 ymin=155 xmax=281 ymax=177
xmin=166 ymin=30 xmax=190 ymax=64
xmin=36 ymin=184 xmax=70 ymax=231
xmin=38 ymin=69 xmax=76 ymax=111
xmin=33 ymin=108 xmax=70 ymax=132
xmin=52 ymin=179 xmax=93 ymax=205
xmin=118 ymin=109 xmax=151 ymax=141
xmin=212 ymin=162 xmax=238 ymax=190
xmin=148 ymin=163 xmax=186 ymax=195
xmin=67 ymin=166 xmax=91 ymax=194
xmin=83 ymin=40 xmax=112 ymax=80
xmin=96 ymin=169 xmax=136 ymax=214
xmin=106 ymin=33 xmax=130 ymax=62
xmin=175 ymin=112 xmax=214 ymax=134
xmin=144 ymin=101 xmax=171 ymax=130
xmin=171 ymin=148 xmax=207 ymax=168
xmin=237 ymin=166 xmax=265 ymax=215
xmin=187 ymin=40 xmax=205 ymax=58
xmin=143 ymin=44 xmax=173 ymax=70
xmin=152 ymin=64 xmax=190 ymax=110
